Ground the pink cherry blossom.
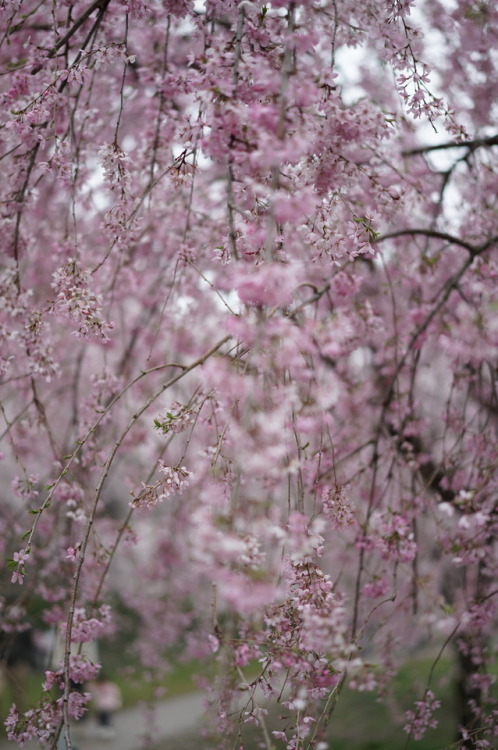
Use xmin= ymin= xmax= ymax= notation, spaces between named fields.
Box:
xmin=1 ymin=0 xmax=498 ymax=748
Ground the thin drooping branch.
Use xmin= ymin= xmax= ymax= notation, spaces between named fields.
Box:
xmin=57 ymin=335 xmax=231 ymax=748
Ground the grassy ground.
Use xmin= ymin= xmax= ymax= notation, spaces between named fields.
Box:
xmin=0 ymin=658 xmax=202 ymax=724
xmin=231 ymin=653 xmax=459 ymax=750
xmin=153 ymin=682 xmax=458 ymax=750
xmin=112 ymin=659 xmax=206 ymax=707
xmin=2 ymin=648 xmax=495 ymax=749
xmin=142 ymin=650 xmax=462 ymax=750
xmin=153 ymin=650 xmax=470 ymax=750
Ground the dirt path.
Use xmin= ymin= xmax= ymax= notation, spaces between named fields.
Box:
xmin=0 ymin=692 xmax=205 ymax=750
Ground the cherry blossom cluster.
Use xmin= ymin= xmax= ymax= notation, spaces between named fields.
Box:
xmin=404 ymin=690 xmax=441 ymax=740
xmin=8 ymin=547 xmax=30 ymax=585
xmin=261 ymin=560 xmax=349 ymax=703
xmin=99 ymin=143 xmax=131 ymax=193
xmin=62 ymin=605 xmax=113 ymax=644
xmin=131 ymin=463 xmax=192 ymax=509
xmin=43 ymin=654 xmax=100 ymax=691
xmin=321 ymin=486 xmax=356 ymax=529
xmin=51 ymin=260 xmax=114 ymax=342
xmin=6 ymin=691 xmax=91 ymax=745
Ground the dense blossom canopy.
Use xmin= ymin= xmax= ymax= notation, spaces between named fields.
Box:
xmin=1 ymin=0 xmax=498 ymax=748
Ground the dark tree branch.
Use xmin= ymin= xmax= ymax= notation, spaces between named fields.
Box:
xmin=403 ymin=134 xmax=498 ymax=156
xmin=31 ymin=0 xmax=111 ymax=74
xmin=386 ymin=423 xmax=456 ymax=503
xmin=375 ymin=229 xmax=498 ymax=258
xmin=375 ymin=228 xmax=477 ymax=254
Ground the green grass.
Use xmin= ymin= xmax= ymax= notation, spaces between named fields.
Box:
xmin=160 ymin=651 xmax=465 ymax=750
xmin=4 ymin=649 xmax=496 ymax=750
xmin=0 ymin=669 xmax=45 ymax=722
xmin=147 ymin=650 xmax=463 ymax=750
xmin=111 ymin=659 xmax=206 ymax=708
xmin=252 ymin=652 xmax=458 ymax=750
xmin=0 ymin=656 xmax=205 ymax=725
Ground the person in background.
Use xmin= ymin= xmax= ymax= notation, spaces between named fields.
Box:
xmin=91 ymin=672 xmax=122 ymax=739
